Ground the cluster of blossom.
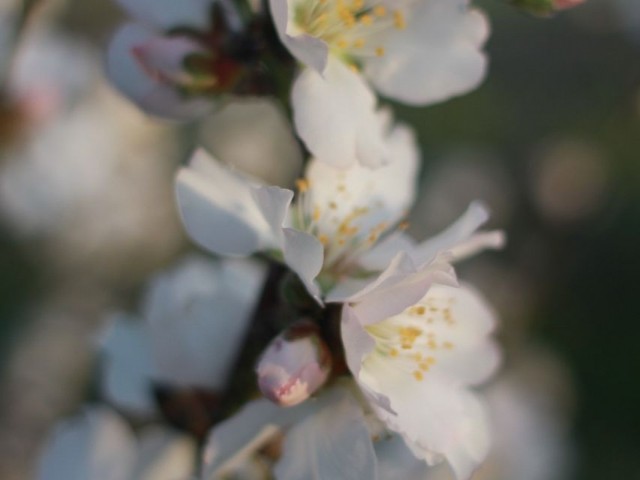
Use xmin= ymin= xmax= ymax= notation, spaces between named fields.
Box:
xmin=34 ymin=0 xmax=584 ymax=478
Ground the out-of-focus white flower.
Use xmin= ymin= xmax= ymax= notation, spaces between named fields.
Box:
xmin=99 ymin=255 xmax=266 ymax=417
xmin=202 ymin=383 xmax=377 ymax=480
xmin=176 ymin=121 xmax=503 ymax=303
xmin=270 ymin=0 xmax=489 ymax=166
xmin=256 ymin=320 xmax=332 ymax=406
xmin=341 ymin=283 xmax=500 ymax=479
xmin=0 ymin=25 xmax=182 ymax=284
xmin=36 ymin=406 xmax=196 ymax=480
xmin=377 ymin=349 xmax=575 ymax=480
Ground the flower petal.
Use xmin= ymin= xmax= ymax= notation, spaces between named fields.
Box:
xmin=365 ymin=0 xmax=489 ymax=105
xmin=202 ymin=398 xmax=311 ymax=479
xmin=303 ymin=122 xmax=419 ymax=246
xmin=132 ymin=426 xmax=197 ymax=479
xmin=349 ymin=254 xmax=458 ymax=325
xmin=98 ymin=314 xmax=157 ymax=417
xmin=411 ymin=201 xmax=491 ymax=265
xmin=115 ymin=0 xmax=213 ymax=30
xmin=268 ymin=0 xmax=329 ymax=72
xmin=274 ymin=388 xmax=377 ymax=480
xmin=143 ymin=255 xmax=267 ymax=390
xmin=282 ymin=228 xmax=325 ymax=302
xmin=106 ymin=24 xmax=213 ymax=120
xmin=175 ymin=149 xmax=278 ymax=256
xmin=370 ymin=375 xmax=491 ymax=480
xmin=36 ymin=407 xmax=136 ymax=480
xmin=291 ymin=58 xmax=389 ymax=168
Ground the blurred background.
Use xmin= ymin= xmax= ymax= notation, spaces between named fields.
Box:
xmin=0 ymin=0 xmax=638 ymax=478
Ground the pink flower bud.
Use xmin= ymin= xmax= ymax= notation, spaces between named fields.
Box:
xmin=256 ymin=321 xmax=332 ymax=407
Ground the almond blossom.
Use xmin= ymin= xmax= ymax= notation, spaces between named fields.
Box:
xmin=99 ymin=255 xmax=266 ymax=417
xmin=176 ymin=117 xmax=503 ymax=303
xmin=37 ymin=407 xmax=196 ymax=480
xmin=342 ymin=283 xmax=500 ymax=479
xmin=270 ymin=0 xmax=489 ymax=166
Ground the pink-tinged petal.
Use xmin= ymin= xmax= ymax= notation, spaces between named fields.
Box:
xmin=282 ymin=228 xmax=325 ymax=302
xmin=365 ymin=0 xmax=489 ymax=106
xmin=36 ymin=407 xmax=137 ymax=480
xmin=268 ymin=0 xmax=329 ymax=72
xmin=130 ymin=34 xmax=204 ymax=87
xmin=106 ymin=24 xmax=213 ymax=120
xmin=116 ymin=0 xmax=213 ymax=30
xmin=175 ymin=149 xmax=278 ymax=257
xmin=274 ymin=387 xmax=377 ymax=480
xmin=292 ymin=58 xmax=390 ymax=168
xmin=257 ymin=321 xmax=331 ymax=407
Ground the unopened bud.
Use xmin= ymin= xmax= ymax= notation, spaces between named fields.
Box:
xmin=509 ymin=0 xmax=586 ymax=17
xmin=256 ymin=321 xmax=331 ymax=407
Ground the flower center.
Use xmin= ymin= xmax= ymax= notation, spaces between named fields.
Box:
xmin=293 ymin=177 xmax=406 ymax=279
xmin=293 ymin=0 xmax=406 ymax=66
xmin=365 ymin=294 xmax=458 ymax=382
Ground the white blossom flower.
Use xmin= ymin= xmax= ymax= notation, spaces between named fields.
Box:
xmin=176 ymin=119 xmax=503 ymax=303
xmin=99 ymin=255 xmax=266 ymax=417
xmin=270 ymin=0 xmax=489 ymax=166
xmin=341 ymin=283 xmax=500 ymax=479
xmin=36 ymin=406 xmax=196 ymax=480
xmin=201 ymin=383 xmax=377 ymax=480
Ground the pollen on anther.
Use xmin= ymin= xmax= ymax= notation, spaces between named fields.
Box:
xmin=393 ymin=10 xmax=406 ymax=29
xmin=373 ymin=5 xmax=387 ymax=16
xmin=295 ymin=178 xmax=309 ymax=192
xmin=413 ymin=371 xmax=424 ymax=381
xmin=375 ymin=46 xmax=385 ymax=57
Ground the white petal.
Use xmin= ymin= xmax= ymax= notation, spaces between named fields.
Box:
xmin=376 ymin=435 xmax=435 ymax=480
xmin=143 ymin=255 xmax=267 ymax=390
xmin=356 ymin=232 xmax=417 ymax=272
xmin=274 ymin=388 xmax=377 ymax=480
xmin=411 ymin=201 xmax=491 ymax=265
xmin=291 ymin=58 xmax=389 ymax=168
xmin=369 ymin=373 xmax=490 ymax=480
xmin=415 ymin=284 xmax=500 ymax=386
xmin=202 ymin=398 xmax=311 ymax=479
xmin=175 ymin=149 xmax=279 ymax=256
xmin=116 ymin=0 xmax=213 ymax=30
xmin=98 ymin=314 xmax=157 ymax=417
xmin=365 ymin=0 xmax=489 ymax=105
xmin=107 ymin=24 xmax=213 ymax=120
xmin=304 ymin=122 xmax=419 ymax=245
xmin=268 ymin=0 xmax=329 ymax=72
xmin=36 ymin=407 xmax=136 ymax=480
xmin=252 ymin=185 xmax=294 ymax=243
xmin=349 ymin=254 xmax=458 ymax=325
xmin=282 ymin=228 xmax=324 ymax=302
xmin=132 ymin=426 xmax=197 ymax=480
